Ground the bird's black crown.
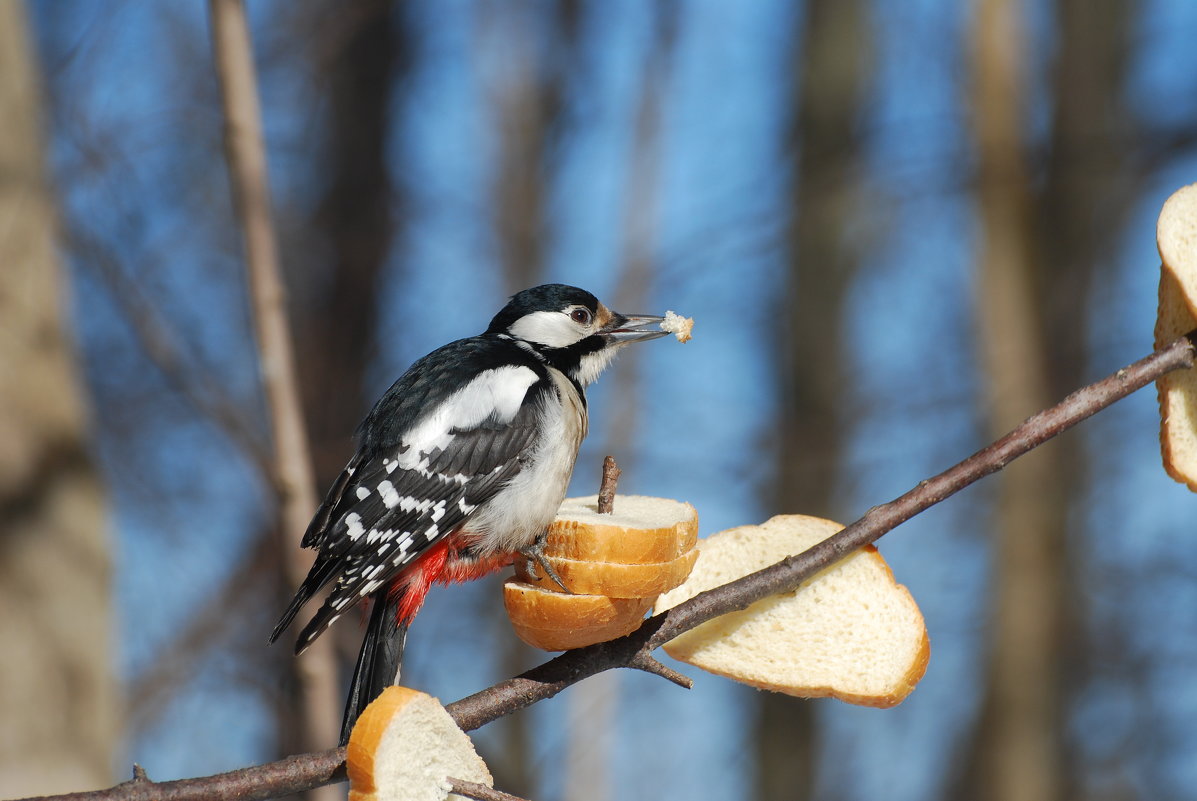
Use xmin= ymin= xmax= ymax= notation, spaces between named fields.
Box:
xmin=486 ymin=284 xmax=599 ymax=335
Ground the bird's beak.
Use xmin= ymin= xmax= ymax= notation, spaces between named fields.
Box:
xmin=603 ymin=313 xmax=668 ymax=344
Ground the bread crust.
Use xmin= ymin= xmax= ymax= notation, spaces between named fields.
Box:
xmin=655 ymin=514 xmax=929 ymax=707
xmin=1158 ymin=183 xmax=1197 ymax=320
xmin=543 ymin=514 xmax=698 ymax=564
xmin=504 ymin=581 xmax=653 ymax=650
xmin=514 ymin=549 xmax=699 ymax=598
xmin=1156 ymin=184 xmax=1197 ymax=491
xmin=503 ymin=495 xmax=698 ymax=648
xmin=347 ymin=686 xmax=422 ymax=801
xmin=346 ymin=686 xmax=491 ymax=801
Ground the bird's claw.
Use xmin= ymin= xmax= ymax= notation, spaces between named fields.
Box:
xmin=519 ymin=535 xmax=572 ymax=594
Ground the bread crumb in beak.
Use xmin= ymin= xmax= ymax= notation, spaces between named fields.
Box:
xmin=661 ymin=310 xmax=694 ymax=343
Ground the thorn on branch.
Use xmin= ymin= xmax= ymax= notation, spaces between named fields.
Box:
xmin=131 ymin=764 xmax=149 ymax=783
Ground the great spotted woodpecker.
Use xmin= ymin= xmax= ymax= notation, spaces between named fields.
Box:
xmin=270 ymin=284 xmax=668 ymax=743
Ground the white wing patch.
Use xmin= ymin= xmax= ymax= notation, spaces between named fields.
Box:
xmin=398 ymin=365 xmax=539 ymax=464
xmin=377 ymin=480 xmax=400 ymax=508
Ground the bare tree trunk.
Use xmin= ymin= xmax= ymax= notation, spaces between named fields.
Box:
xmin=759 ymin=1 xmax=871 ymax=798
xmin=966 ymin=2 xmax=1065 ymax=799
xmin=483 ymin=5 xmax=582 ymax=796
xmin=293 ymin=0 xmax=407 ymax=488
xmin=1037 ymin=0 xmax=1135 ymax=789
xmin=486 ymin=0 xmax=581 ymax=295
xmin=562 ymin=10 xmax=676 ymax=801
xmin=961 ymin=1 xmax=1136 ymax=798
xmin=282 ymin=2 xmax=410 ymax=760
xmin=207 ymin=1 xmax=341 ymax=789
xmin=0 ymin=2 xmax=117 ymax=794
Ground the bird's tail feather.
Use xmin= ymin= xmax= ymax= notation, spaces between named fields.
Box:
xmin=339 ymin=591 xmax=408 ymax=746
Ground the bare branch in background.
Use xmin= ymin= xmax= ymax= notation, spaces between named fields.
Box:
xmin=483 ymin=4 xmax=582 ymax=794
xmin=762 ymin=0 xmax=873 ymax=795
xmin=28 ymin=331 xmax=1195 ymax=801
xmin=74 ymin=234 xmax=274 ymax=477
xmin=125 ymin=529 xmax=277 ymax=733
xmin=207 ymin=0 xmax=341 ymax=780
xmin=967 ymin=2 xmax=1065 ymax=799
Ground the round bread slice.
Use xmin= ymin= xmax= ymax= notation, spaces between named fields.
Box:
xmin=503 ymin=580 xmax=653 ymax=650
xmin=1156 ymin=184 xmax=1197 ymax=492
xmin=653 ymin=515 xmax=929 ymax=708
xmin=347 ymin=686 xmax=492 ymax=801
xmin=514 ymin=548 xmax=699 ymax=598
xmin=543 ymin=495 xmax=698 ymax=564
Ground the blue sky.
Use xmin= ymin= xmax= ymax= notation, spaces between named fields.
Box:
xmin=28 ymin=0 xmax=1197 ymax=799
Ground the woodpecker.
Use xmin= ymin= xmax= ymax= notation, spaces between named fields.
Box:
xmin=270 ymin=284 xmax=668 ymax=744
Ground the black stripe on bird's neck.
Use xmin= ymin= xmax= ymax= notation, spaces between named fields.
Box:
xmin=531 ymin=336 xmax=607 ymax=407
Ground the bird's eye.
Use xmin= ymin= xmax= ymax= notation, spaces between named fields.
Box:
xmin=570 ymin=308 xmax=592 ymax=325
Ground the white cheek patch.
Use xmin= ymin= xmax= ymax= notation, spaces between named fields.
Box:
xmin=507 ymin=310 xmax=584 ymax=348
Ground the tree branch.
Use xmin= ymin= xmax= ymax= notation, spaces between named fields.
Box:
xmin=448 ymin=779 xmax=534 ymax=801
xmin=597 ymin=454 xmax=621 ymax=514
xmin=208 ymin=0 xmax=341 ymax=771
xmin=20 ymin=331 xmax=1196 ymax=801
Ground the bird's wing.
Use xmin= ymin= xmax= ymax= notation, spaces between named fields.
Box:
xmin=273 ymin=358 xmax=549 ymax=652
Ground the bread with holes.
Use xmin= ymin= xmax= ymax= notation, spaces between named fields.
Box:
xmin=654 ymin=514 xmax=929 ymax=708
xmin=347 ymin=686 xmax=492 ymax=801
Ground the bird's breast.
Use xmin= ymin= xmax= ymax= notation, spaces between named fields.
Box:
xmin=462 ymin=367 xmax=587 ymax=553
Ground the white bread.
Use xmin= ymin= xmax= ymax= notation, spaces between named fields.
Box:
xmin=347 ymin=686 xmax=492 ymax=801
xmin=515 ymin=548 xmax=699 ymax=598
xmin=543 ymin=495 xmax=698 ymax=564
xmin=504 ymin=494 xmax=698 ymax=648
xmin=654 ymin=515 xmax=929 ymax=708
xmin=1156 ymin=184 xmax=1197 ymax=491
xmin=503 ymin=580 xmax=653 ymax=650
xmin=661 ymin=310 xmax=694 ymax=343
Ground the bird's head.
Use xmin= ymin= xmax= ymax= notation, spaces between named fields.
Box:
xmin=486 ymin=284 xmax=666 ymax=385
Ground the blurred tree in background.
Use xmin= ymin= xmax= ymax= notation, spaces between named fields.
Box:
xmin=4 ymin=1 xmax=1197 ymax=799
xmin=0 ymin=3 xmax=115 ymax=795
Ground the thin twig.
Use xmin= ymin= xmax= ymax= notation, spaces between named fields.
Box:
xmin=79 ymin=243 xmax=273 ymax=477
xmin=208 ymin=0 xmax=341 ymax=772
xmin=597 ymin=454 xmax=621 ymax=514
xmin=448 ymin=779 xmax=535 ymax=801
xmin=18 ymin=332 xmax=1196 ymax=801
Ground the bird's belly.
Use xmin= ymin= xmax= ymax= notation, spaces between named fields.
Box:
xmin=463 ymin=368 xmax=586 ymax=553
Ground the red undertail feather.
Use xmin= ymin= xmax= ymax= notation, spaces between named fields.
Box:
xmin=389 ymin=533 xmax=517 ymax=624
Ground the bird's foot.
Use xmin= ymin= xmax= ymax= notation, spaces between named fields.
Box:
xmin=519 ymin=534 xmax=572 ymax=594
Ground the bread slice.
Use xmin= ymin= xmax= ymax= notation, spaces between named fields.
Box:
xmin=1156 ymin=184 xmax=1197 ymax=491
xmin=1158 ymin=183 xmax=1197 ymax=319
xmin=653 ymin=515 xmax=929 ymax=708
xmin=503 ymin=580 xmax=654 ymax=650
xmin=347 ymin=686 xmax=492 ymax=801
xmin=515 ymin=549 xmax=698 ymax=598
xmin=543 ymin=495 xmax=698 ymax=564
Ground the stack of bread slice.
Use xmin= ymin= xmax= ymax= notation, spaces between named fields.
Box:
xmin=1156 ymin=183 xmax=1197 ymax=492
xmin=504 ymin=494 xmax=698 ymax=650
